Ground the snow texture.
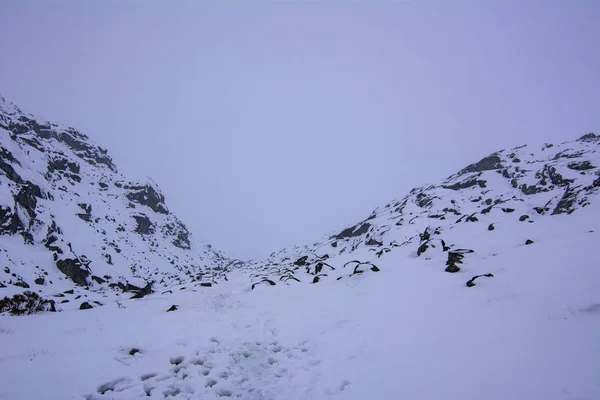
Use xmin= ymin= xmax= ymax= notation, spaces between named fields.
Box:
xmin=1 ymin=96 xmax=599 ymax=399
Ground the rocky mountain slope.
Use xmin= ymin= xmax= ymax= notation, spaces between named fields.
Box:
xmin=1 ymin=96 xmax=598 ymax=400
xmin=0 ymin=95 xmax=229 ymax=312
xmin=1 ymin=93 xmax=599 ymax=315
xmin=245 ymin=132 xmax=600 ymax=287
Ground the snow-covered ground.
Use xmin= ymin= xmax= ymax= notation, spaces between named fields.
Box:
xmin=1 ymin=200 xmax=598 ymax=400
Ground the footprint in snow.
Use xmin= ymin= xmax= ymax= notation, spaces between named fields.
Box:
xmin=84 ymin=337 xmax=329 ymax=399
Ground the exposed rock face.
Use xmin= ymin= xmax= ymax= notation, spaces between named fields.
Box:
xmin=56 ymin=258 xmax=90 ymax=286
xmin=126 ymin=184 xmax=169 ymax=214
xmin=333 ymin=223 xmax=371 ymax=240
xmin=133 ymin=215 xmax=154 ymax=235
xmin=443 ymin=178 xmax=487 ymax=191
xmin=459 ymin=154 xmax=503 ymax=175
xmin=568 ymin=161 xmax=595 ymax=171
xmin=0 ymin=95 xmax=229 ymax=308
xmin=577 ymin=133 xmax=599 ymax=142
xmin=552 ymin=186 xmax=578 ymax=215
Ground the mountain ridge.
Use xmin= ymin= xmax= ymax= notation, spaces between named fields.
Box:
xmin=1 ymin=94 xmax=599 ymax=312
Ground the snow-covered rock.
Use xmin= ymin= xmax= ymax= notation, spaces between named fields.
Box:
xmin=0 ymin=95 xmax=230 ymax=311
xmin=245 ymin=133 xmax=600 ymax=287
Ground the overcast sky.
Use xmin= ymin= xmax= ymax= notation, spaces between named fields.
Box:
xmin=1 ymin=1 xmax=599 ymax=259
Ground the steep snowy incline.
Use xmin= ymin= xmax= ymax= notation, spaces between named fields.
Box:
xmin=0 ymin=95 xmax=230 ymax=311
xmin=244 ymin=134 xmax=600 ymax=288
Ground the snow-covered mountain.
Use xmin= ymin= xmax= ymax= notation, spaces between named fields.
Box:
xmin=0 ymin=95 xmax=230 ymax=311
xmin=245 ymin=132 xmax=600 ymax=287
xmin=1 ymin=96 xmax=599 ymax=400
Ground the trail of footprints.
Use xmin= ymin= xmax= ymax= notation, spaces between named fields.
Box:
xmin=85 ymin=337 xmax=325 ymax=400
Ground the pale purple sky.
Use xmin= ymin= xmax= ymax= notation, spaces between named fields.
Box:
xmin=1 ymin=1 xmax=599 ymax=259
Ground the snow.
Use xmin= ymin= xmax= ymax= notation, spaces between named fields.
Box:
xmin=1 ymin=201 xmax=599 ymax=400
xmin=2 ymin=96 xmax=600 ymax=399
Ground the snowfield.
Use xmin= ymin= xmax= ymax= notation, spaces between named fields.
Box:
xmin=1 ymin=201 xmax=599 ymax=400
xmin=2 ymin=96 xmax=600 ymax=399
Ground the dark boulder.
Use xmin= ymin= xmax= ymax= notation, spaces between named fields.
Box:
xmin=365 ymin=238 xmax=383 ymax=246
xmin=14 ymin=279 xmax=30 ymax=289
xmin=567 ymin=161 xmax=595 ymax=171
xmin=91 ymin=275 xmax=106 ymax=284
xmin=34 ymin=277 xmax=45 ymax=285
xmin=445 ymin=250 xmax=471 ymax=273
xmin=521 ymin=184 xmax=542 ymax=195
xmin=129 ymin=282 xmax=153 ymax=299
xmin=294 ymin=256 xmax=309 ymax=266
xmin=79 ymin=302 xmax=93 ymax=310
xmin=126 ymin=184 xmax=168 ymax=214
xmin=133 ymin=215 xmax=154 ymax=235
xmin=56 ymin=258 xmax=90 ymax=286
xmin=417 ymin=242 xmax=429 ymax=257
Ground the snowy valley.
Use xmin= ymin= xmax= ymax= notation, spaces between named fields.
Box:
xmin=0 ymin=96 xmax=599 ymax=400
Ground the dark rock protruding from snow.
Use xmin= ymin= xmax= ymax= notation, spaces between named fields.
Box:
xmin=133 ymin=215 xmax=154 ymax=235
xmin=459 ymin=154 xmax=503 ymax=175
xmin=466 ymin=273 xmax=494 ymax=287
xmin=126 ymin=184 xmax=169 ymax=214
xmin=333 ymin=222 xmax=371 ymax=240
xmin=56 ymin=258 xmax=90 ymax=286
